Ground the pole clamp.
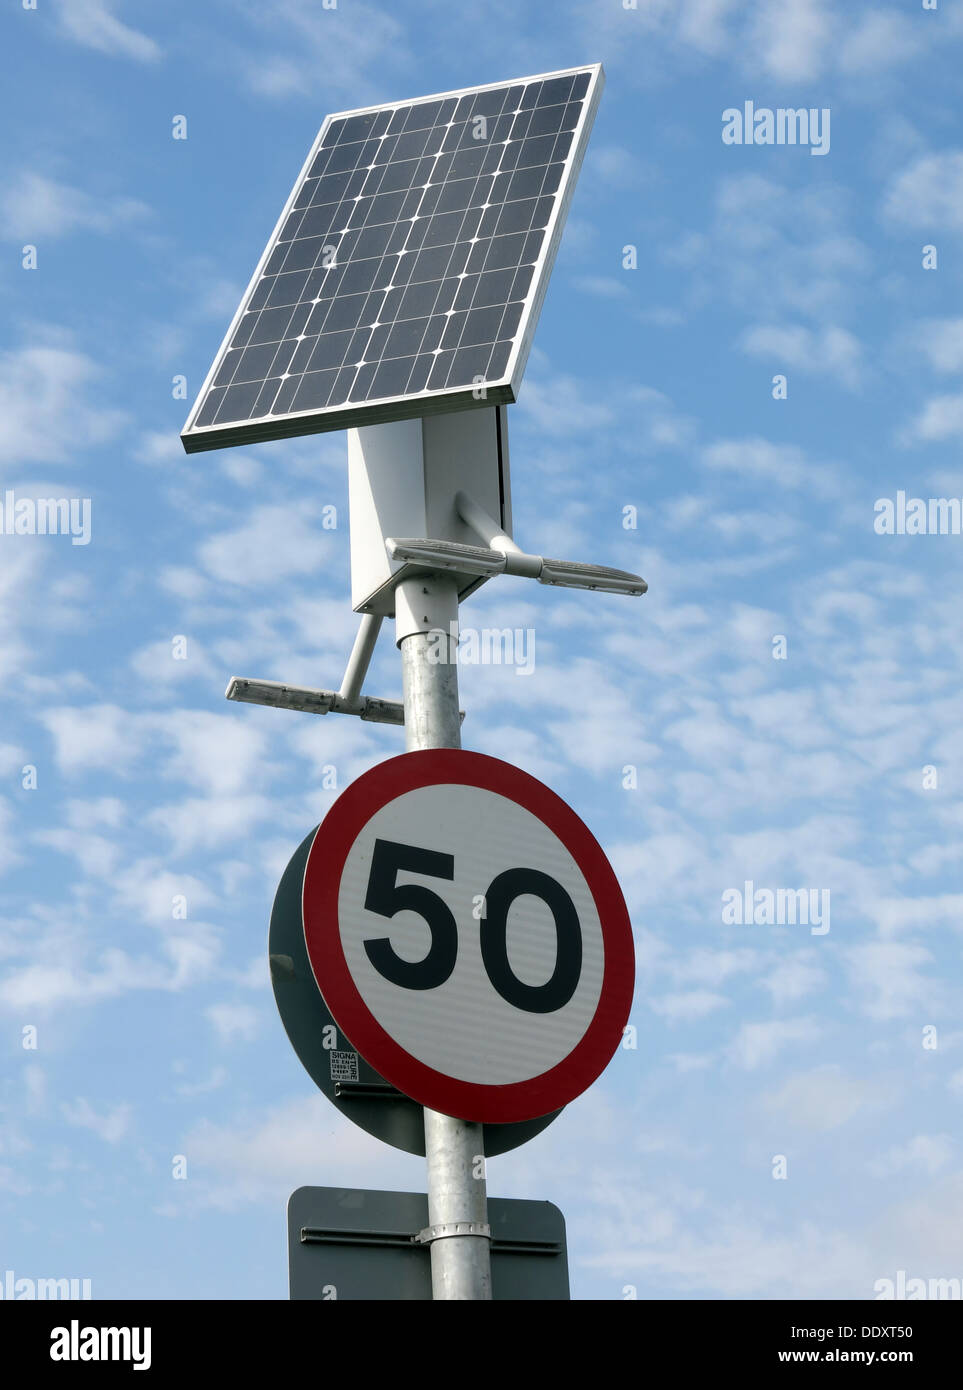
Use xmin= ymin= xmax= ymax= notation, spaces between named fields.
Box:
xmin=415 ymin=1221 xmax=491 ymax=1245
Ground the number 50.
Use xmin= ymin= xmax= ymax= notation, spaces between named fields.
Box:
xmin=362 ymin=838 xmax=582 ymax=1014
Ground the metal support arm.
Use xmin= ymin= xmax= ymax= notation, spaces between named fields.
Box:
xmin=383 ymin=492 xmax=647 ymax=596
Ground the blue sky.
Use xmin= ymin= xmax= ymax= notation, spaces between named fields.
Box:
xmin=2 ymin=0 xmax=963 ymax=1301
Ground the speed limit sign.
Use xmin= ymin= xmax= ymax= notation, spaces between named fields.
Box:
xmin=302 ymin=750 xmax=634 ymax=1124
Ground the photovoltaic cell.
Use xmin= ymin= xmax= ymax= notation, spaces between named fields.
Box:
xmin=181 ymin=65 xmax=603 ymax=453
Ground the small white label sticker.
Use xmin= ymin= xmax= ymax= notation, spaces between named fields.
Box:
xmin=329 ymin=1049 xmax=360 ymax=1083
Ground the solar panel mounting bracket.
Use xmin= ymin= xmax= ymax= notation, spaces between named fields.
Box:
xmin=347 ymin=405 xmax=512 ymax=615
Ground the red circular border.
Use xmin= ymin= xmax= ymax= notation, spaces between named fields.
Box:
xmin=302 ymin=750 xmax=634 ymax=1123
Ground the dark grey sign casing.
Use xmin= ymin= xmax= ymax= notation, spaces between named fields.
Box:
xmin=269 ymin=827 xmax=562 ymax=1155
xmin=288 ymin=1186 xmax=569 ymax=1300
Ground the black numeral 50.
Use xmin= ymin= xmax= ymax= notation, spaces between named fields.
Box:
xmin=362 ymin=838 xmax=582 ymax=1014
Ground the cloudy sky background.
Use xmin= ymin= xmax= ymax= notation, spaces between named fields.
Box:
xmin=2 ymin=0 xmax=963 ymax=1299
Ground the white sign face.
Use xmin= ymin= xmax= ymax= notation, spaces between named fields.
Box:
xmin=338 ymin=783 xmax=604 ymax=1085
xmin=303 ymin=750 xmax=634 ymax=1123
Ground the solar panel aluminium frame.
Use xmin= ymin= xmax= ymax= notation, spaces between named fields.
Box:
xmin=180 ymin=63 xmax=604 ymax=454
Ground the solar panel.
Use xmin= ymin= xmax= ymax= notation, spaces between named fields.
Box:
xmin=181 ymin=64 xmax=603 ymax=453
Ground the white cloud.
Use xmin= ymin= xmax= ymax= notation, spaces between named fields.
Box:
xmin=24 ymin=1064 xmax=46 ymax=1114
xmin=0 ymin=1165 xmax=32 ymax=1197
xmin=611 ymin=832 xmax=710 ymax=912
xmin=130 ymin=637 xmax=218 ymax=689
xmin=515 ymin=371 xmax=694 ymax=460
xmin=649 ymin=990 xmax=729 ymax=1023
xmin=53 ymin=0 xmax=161 ymax=62
xmin=159 ymin=711 xmax=272 ymax=796
xmin=837 ymin=10 xmax=926 ymax=75
xmin=729 ymin=689 xmax=831 ymax=748
xmin=707 ymin=515 xmax=797 ymax=559
xmin=158 ymin=566 xmax=211 ymax=601
xmin=678 ymin=0 xmax=739 ymax=56
xmin=0 ymin=172 xmax=148 ymax=240
xmin=672 ymin=175 xmax=872 ymax=324
xmin=62 ymin=1097 xmax=132 ymax=1143
xmin=0 ymin=800 xmax=21 ymax=877
xmin=0 ymin=743 xmax=26 ymax=777
xmin=0 ymin=949 xmax=158 ymax=1013
xmin=727 ymin=1017 xmax=822 ymax=1069
xmin=464 ymin=724 xmax=565 ymax=787
xmin=764 ymin=1065 xmax=873 ymax=1131
xmin=286 ymin=715 xmax=382 ymax=789
xmin=177 ymin=1096 xmax=419 ymax=1209
xmin=41 ymin=705 xmax=273 ymax=797
xmin=625 ymin=386 xmax=698 ymax=452
xmin=761 ymin=955 xmax=827 ymax=1005
xmin=110 ymin=864 xmax=218 ymax=926
xmin=870 ymin=893 xmax=963 ymax=936
xmin=134 ymin=431 xmax=183 ymax=465
xmin=64 ymin=797 xmax=125 ymax=830
xmin=543 ymin=667 xmax=660 ymax=776
xmin=911 ymin=319 xmax=963 ymax=374
xmin=515 ymin=372 xmax=616 ymax=438
xmin=36 ymin=827 xmax=121 ymax=879
xmin=701 ymin=437 xmax=839 ymax=496
xmin=206 ymin=1002 xmax=261 ymax=1044
xmin=746 ymin=0 xmax=832 ymax=81
xmin=571 ymin=275 xmax=633 ymax=302
xmin=844 ymin=943 xmax=939 ymax=1020
xmin=582 ymin=1192 xmax=868 ymax=1298
xmin=219 ymin=453 xmax=265 ymax=488
xmin=871 ymin=1134 xmax=955 ymax=1178
xmin=199 ymin=504 xmax=333 ymax=586
xmin=173 ymin=1065 xmax=229 ymax=1098
xmin=41 ymin=704 xmax=142 ymax=775
xmin=163 ymin=930 xmax=222 ymax=990
xmin=667 ymin=1052 xmax=713 ymax=1073
xmin=0 ymin=343 xmax=127 ymax=466
xmin=234 ymin=956 xmax=268 ymax=991
xmin=905 ymin=394 xmax=963 ymax=443
xmin=883 ymin=152 xmax=963 ymax=231
xmin=580 ymin=0 xmax=941 ymax=88
xmin=739 ymin=323 xmax=863 ymax=388
xmin=227 ymin=0 xmax=409 ymax=103
xmin=589 ymin=146 xmax=652 ymax=189
xmin=669 ymin=948 xmax=759 ymax=989
xmin=146 ymin=793 xmax=279 ymax=855
xmin=582 ymin=1169 xmax=963 ymax=1298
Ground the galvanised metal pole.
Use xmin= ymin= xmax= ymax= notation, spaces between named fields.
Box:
xmin=395 ymin=571 xmax=493 ymax=1301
